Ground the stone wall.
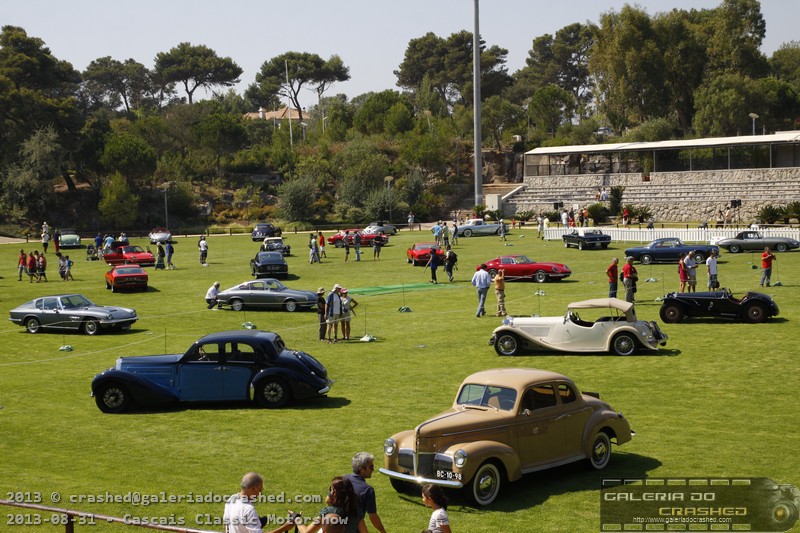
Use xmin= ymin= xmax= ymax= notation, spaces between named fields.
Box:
xmin=503 ymin=168 xmax=800 ymax=223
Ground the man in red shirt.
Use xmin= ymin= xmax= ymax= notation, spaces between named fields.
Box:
xmin=760 ymin=247 xmax=776 ymax=287
xmin=606 ymin=257 xmax=619 ymax=298
xmin=622 ymin=256 xmax=638 ymax=303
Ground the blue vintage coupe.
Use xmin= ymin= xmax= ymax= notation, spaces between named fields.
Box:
xmin=624 ymin=238 xmax=718 ymax=264
xmin=91 ymin=330 xmax=332 ymax=413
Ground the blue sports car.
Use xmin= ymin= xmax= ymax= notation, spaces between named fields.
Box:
xmin=91 ymin=330 xmax=332 ymax=412
xmin=624 ymin=238 xmax=719 ymax=264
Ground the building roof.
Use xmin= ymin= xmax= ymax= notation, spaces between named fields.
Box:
xmin=243 ymin=107 xmax=304 ymax=121
xmin=526 ymin=131 xmax=800 ymax=156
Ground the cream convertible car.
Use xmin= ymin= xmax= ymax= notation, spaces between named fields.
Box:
xmin=490 ymin=298 xmax=668 ymax=356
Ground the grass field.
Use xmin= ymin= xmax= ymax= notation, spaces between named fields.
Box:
xmin=0 ymin=227 xmax=798 ymax=532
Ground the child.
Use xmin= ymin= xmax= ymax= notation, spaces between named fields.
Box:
xmin=422 ymin=484 xmax=451 ymax=533
xmin=64 ymin=255 xmax=74 ymax=281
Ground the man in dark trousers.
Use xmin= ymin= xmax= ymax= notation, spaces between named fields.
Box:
xmin=346 ymin=452 xmax=387 ymax=533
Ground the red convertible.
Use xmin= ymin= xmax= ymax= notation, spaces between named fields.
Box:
xmin=327 ymin=229 xmax=388 ymax=248
xmin=102 ymin=242 xmax=156 ymax=267
xmin=483 ymin=255 xmax=571 ymax=282
xmin=105 ymin=264 xmax=149 ymax=292
xmin=406 ymin=242 xmax=445 ymax=266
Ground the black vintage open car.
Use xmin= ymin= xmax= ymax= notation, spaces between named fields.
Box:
xmin=659 ymin=289 xmax=779 ymax=323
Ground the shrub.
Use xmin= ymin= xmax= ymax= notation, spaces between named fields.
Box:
xmin=609 ymin=186 xmax=625 ymax=215
xmin=758 ymin=205 xmax=785 ymax=225
xmin=586 ymin=203 xmax=610 ymax=226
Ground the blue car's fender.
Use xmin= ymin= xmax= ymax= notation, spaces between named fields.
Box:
xmin=252 ymin=367 xmax=329 ymax=401
xmin=92 ymin=369 xmax=179 ymax=406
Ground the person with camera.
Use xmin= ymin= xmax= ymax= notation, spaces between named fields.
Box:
xmin=622 ymin=256 xmax=638 ymax=303
xmin=222 ymin=472 xmax=296 ymax=533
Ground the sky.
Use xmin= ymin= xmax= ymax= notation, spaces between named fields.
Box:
xmin=3 ymin=0 xmax=798 ymax=109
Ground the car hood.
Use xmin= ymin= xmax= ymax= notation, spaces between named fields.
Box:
xmin=85 ymin=305 xmax=137 ymax=318
xmin=415 ymin=406 xmax=512 ymax=438
xmin=116 ymin=354 xmax=182 ymax=370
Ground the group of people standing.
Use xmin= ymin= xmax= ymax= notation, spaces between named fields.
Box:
xmin=17 ymin=249 xmax=58 ymax=282
xmin=317 ymin=284 xmax=359 ymax=343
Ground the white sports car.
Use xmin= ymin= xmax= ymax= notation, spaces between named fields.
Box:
xmin=489 ymin=298 xmax=668 ymax=356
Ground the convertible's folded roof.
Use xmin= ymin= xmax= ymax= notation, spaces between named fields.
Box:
xmin=568 ymin=298 xmax=634 ymax=313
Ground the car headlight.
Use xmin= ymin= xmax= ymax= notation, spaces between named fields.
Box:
xmin=105 ymin=313 xmax=113 ymax=320
xmin=384 ymin=438 xmax=396 ymax=456
xmin=454 ymin=449 xmax=468 ymax=468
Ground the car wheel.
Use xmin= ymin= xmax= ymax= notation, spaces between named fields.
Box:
xmin=586 ymin=431 xmax=612 ymax=470
xmin=25 ymin=317 xmax=41 ymax=334
xmin=466 ymin=462 xmax=502 ymax=506
xmin=488 ymin=268 xmax=498 ymax=278
xmin=106 ymin=281 xmax=111 ymax=290
xmin=255 ymin=378 xmax=291 ymax=408
xmin=776 ymin=243 xmax=788 ymax=252
xmin=94 ymin=382 xmax=132 ymax=414
xmin=640 ymin=254 xmax=653 ymax=265
xmin=111 ymin=284 xmax=117 ymax=293
xmin=534 ymin=271 xmax=548 ymax=283
xmin=406 ymin=257 xmax=412 ymax=264
xmin=611 ymin=332 xmax=637 ymax=356
xmin=463 ymin=229 xmax=473 ymax=237
xmin=83 ymin=319 xmax=100 ymax=336
xmin=231 ymin=299 xmax=244 ymax=312
xmin=744 ymin=302 xmax=767 ymax=323
xmin=659 ymin=303 xmax=685 ymax=323
xmin=494 ymin=333 xmax=520 ymax=356
xmin=729 ymin=244 xmax=741 ymax=253
xmin=284 ymin=300 xmax=298 ymax=312
xmin=335 ymin=241 xmax=344 ymax=248
xmin=578 ymin=241 xmax=584 ymax=250
xmin=564 ymin=241 xmax=569 ymax=248
xmin=693 ymin=252 xmax=705 ymax=263
xmin=602 ymin=243 xmax=609 ymax=249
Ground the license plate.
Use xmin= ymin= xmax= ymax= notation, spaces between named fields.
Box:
xmin=435 ymin=470 xmax=462 ymax=481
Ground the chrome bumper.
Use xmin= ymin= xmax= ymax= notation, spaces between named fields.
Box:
xmin=378 ymin=467 xmax=464 ymax=489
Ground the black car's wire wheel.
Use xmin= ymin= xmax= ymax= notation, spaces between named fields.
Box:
xmin=744 ymin=302 xmax=767 ymax=323
xmin=659 ymin=303 xmax=685 ymax=323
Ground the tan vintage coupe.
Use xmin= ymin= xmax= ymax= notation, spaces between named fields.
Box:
xmin=379 ymin=368 xmax=634 ymax=505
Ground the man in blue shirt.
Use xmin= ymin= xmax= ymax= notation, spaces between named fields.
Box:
xmin=345 ymin=452 xmax=387 ymax=533
xmin=471 ymin=263 xmax=491 ymax=317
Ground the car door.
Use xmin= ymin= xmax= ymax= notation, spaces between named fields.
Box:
xmin=37 ymin=297 xmax=64 ymax=329
xmin=244 ymin=281 xmax=270 ymax=309
xmin=515 ymin=383 xmax=570 ymax=470
xmin=177 ymin=342 xmax=224 ymax=401
xmin=548 ymin=312 xmax=608 ymax=351
xmin=220 ymin=342 xmax=260 ymax=400
xmin=553 ymin=383 xmax=593 ymax=457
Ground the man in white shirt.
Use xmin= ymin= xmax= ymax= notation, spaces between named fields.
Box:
xmin=223 ymin=472 xmax=295 ymax=533
xmin=706 ymin=250 xmax=719 ymax=290
xmin=206 ymin=281 xmax=221 ymax=309
xmin=471 ymin=264 xmax=492 ymax=317
xmin=683 ymin=253 xmax=698 ymax=293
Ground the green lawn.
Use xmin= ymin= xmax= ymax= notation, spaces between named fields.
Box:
xmin=0 ymin=229 xmax=797 ymax=532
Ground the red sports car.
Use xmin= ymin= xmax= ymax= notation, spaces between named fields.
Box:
xmin=105 ymin=264 xmax=149 ymax=292
xmin=102 ymin=243 xmax=156 ymax=267
xmin=327 ymin=229 xmax=388 ymax=248
xmin=406 ymin=242 xmax=445 ymax=266
xmin=483 ymin=255 xmax=571 ymax=282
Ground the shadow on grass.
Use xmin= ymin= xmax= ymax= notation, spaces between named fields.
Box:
xmin=502 ymin=349 xmax=680 ymax=357
xmin=123 ymin=395 xmax=351 ymax=414
xmin=390 ymin=453 xmax=661 ymax=512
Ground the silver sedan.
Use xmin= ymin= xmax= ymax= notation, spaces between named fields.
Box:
xmin=215 ymin=279 xmax=317 ymax=312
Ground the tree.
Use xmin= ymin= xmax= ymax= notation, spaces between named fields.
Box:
xmin=0 ymin=26 xmax=82 ymax=172
xmin=384 ymin=102 xmax=414 ymax=136
xmin=82 ymin=57 xmax=154 ymax=113
xmin=704 ymin=0 xmax=768 ymax=78
xmin=529 ymin=85 xmax=574 ymax=138
xmin=692 ymin=73 xmax=757 ymax=136
xmin=353 ymin=90 xmax=405 ymax=135
xmin=770 ymin=41 xmax=800 ymax=87
xmin=249 ymin=52 xmax=350 ymax=121
xmin=154 ymin=42 xmax=242 ymax=104
xmin=2 ymin=127 xmax=63 ymax=217
xmin=192 ymin=112 xmax=247 ymax=174
xmin=99 ymin=172 xmax=139 ymax=227
xmin=481 ymin=96 xmax=524 ymax=148
xmin=100 ymin=132 xmax=157 ymax=181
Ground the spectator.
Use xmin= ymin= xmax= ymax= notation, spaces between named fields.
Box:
xmin=425 ymin=248 xmax=441 ymax=284
xmin=53 ymin=229 xmax=60 ymax=253
xmin=309 ymin=234 xmax=321 ymax=264
xmin=441 ymin=223 xmax=450 ymax=248
xmin=41 ymin=230 xmax=50 ymax=254
xmin=715 ymin=210 xmax=724 ymax=228
xmin=498 ymin=219 xmax=507 ymax=242
xmin=346 ymin=453 xmax=387 ymax=533
xmin=724 ymin=206 xmax=733 ymax=227
xmin=27 ymin=251 xmax=38 ymax=282
xmin=450 ymin=222 xmax=459 ymax=245
xmin=155 ymin=243 xmax=166 ymax=270
xmin=165 ymin=241 xmax=175 ymax=270
xmin=343 ymin=232 xmax=351 ymax=262
xmin=537 ymin=214 xmax=545 ymax=239
xmin=64 ymin=255 xmax=74 ymax=281
xmin=443 ymin=245 xmax=457 ymax=282
xmin=471 ymin=264 xmax=491 ymax=317
xmin=760 ymin=247 xmax=776 ymax=287
xmin=407 ymin=211 xmax=415 ymax=230
xmin=17 ymin=249 xmax=27 ymax=281
xmin=371 ymin=234 xmax=384 ymax=260
xmin=706 ymin=250 xmax=719 ymax=290
xmin=56 ymin=252 xmax=66 ymax=280
xmin=94 ymin=233 xmax=103 ymax=253
xmin=340 ymin=288 xmax=358 ymax=341
xmin=683 ymin=252 xmax=698 ymax=293
xmin=222 ymin=472 xmax=295 ymax=533
xmin=205 ymin=281 xmax=221 ymax=309
xmin=37 ymin=252 xmax=48 ymax=282
xmin=622 ymin=257 xmax=637 ymax=303
xmin=326 ymin=285 xmax=344 ymax=343
xmin=353 ymin=232 xmax=361 ymax=261
xmin=622 ymin=207 xmax=630 ymax=226
xmin=316 ymin=288 xmax=327 ymax=341
xmin=494 ymin=268 xmax=507 ymax=316
xmin=432 ymin=222 xmax=442 ymax=246
xmin=318 ymin=231 xmax=327 ymax=259
xmin=295 ymin=476 xmax=367 ymax=533
xmin=198 ymin=235 xmax=209 ymax=265
xmin=421 ymin=484 xmax=451 ymax=533
xmin=606 ymin=258 xmax=619 ymax=298
xmin=678 ymin=253 xmax=688 ymax=292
